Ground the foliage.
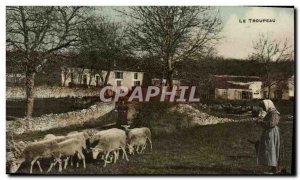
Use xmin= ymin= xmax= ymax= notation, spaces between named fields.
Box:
xmin=132 ymin=101 xmax=192 ymax=135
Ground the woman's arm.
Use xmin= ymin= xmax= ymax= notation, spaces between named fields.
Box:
xmin=258 ymin=111 xmax=280 ymax=128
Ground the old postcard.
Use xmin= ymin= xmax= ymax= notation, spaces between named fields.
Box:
xmin=6 ymin=6 xmax=295 ymax=175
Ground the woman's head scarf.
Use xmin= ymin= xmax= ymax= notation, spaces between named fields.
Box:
xmin=262 ymin=99 xmax=280 ymax=114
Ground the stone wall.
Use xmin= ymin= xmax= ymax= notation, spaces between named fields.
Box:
xmin=6 ymin=86 xmax=101 ymax=99
xmin=6 ymin=102 xmax=115 ymax=135
xmin=169 ymin=104 xmax=251 ymax=126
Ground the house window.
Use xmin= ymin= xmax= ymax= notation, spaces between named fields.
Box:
xmin=95 ymin=76 xmax=100 ymax=86
xmin=115 ymin=72 xmax=123 ymax=79
xmin=83 ymin=75 xmax=88 ymax=85
xmin=116 ymin=80 xmax=122 ymax=86
xmin=134 ymin=81 xmax=140 ymax=86
xmin=134 ymin=72 xmax=138 ymax=80
xmin=242 ymin=91 xmax=252 ymax=99
xmin=223 ymin=90 xmax=227 ymax=97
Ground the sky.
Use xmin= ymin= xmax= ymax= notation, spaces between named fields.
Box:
xmin=98 ymin=6 xmax=294 ymax=59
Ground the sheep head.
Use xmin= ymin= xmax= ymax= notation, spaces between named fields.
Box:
xmin=91 ymin=146 xmax=104 ymax=159
xmin=10 ymin=157 xmax=25 ymax=173
xmin=121 ymin=125 xmax=130 ymax=131
xmin=127 ymin=144 xmax=135 ymax=155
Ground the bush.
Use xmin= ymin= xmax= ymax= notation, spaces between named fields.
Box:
xmin=133 ymin=102 xmax=192 ymax=136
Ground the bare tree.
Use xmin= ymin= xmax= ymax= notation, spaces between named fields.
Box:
xmin=119 ymin=6 xmax=222 ymax=86
xmin=78 ymin=16 xmax=130 ymax=86
xmin=248 ymin=34 xmax=294 ymax=98
xmin=6 ymin=6 xmax=91 ymax=118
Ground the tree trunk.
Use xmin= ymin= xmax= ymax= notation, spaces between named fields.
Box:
xmin=100 ymin=74 xmax=104 ymax=84
xmin=25 ymin=72 xmax=35 ymax=118
xmin=265 ymin=65 xmax=270 ymax=99
xmin=166 ymin=57 xmax=173 ymax=87
xmin=63 ymin=71 xmax=68 ymax=86
xmin=267 ymin=85 xmax=271 ymax=99
xmin=89 ymin=73 xmax=93 ymax=86
xmin=166 ymin=70 xmax=173 ymax=87
xmin=104 ymin=70 xmax=111 ymax=86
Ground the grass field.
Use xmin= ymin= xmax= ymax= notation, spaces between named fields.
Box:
xmin=13 ymin=120 xmax=294 ymax=175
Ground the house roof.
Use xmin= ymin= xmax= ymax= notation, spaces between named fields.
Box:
xmin=210 ymin=75 xmax=261 ymax=89
xmin=211 ymin=75 xmax=261 ymax=82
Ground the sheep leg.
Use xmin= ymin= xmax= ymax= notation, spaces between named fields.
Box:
xmin=104 ymin=152 xmax=113 ymax=164
xmin=54 ymin=157 xmax=62 ymax=172
xmin=76 ymin=152 xmax=80 ymax=168
xmin=139 ymin=145 xmax=145 ymax=154
xmin=76 ymin=153 xmax=80 ymax=168
xmin=109 ymin=154 xmax=113 ymax=162
xmin=113 ymin=151 xmax=117 ymax=164
xmin=136 ymin=145 xmax=142 ymax=154
xmin=70 ymin=156 xmax=73 ymax=166
xmin=30 ymin=157 xmax=39 ymax=174
xmin=131 ymin=146 xmax=135 ymax=155
xmin=141 ymin=142 xmax=147 ymax=153
xmin=103 ymin=152 xmax=110 ymax=167
xmin=78 ymin=151 xmax=86 ymax=169
xmin=122 ymin=147 xmax=129 ymax=161
xmin=139 ymin=145 xmax=144 ymax=153
xmin=123 ymin=149 xmax=126 ymax=158
xmin=47 ymin=159 xmax=56 ymax=173
xmin=116 ymin=150 xmax=120 ymax=161
xmin=148 ymin=138 xmax=153 ymax=149
xmin=64 ymin=157 xmax=70 ymax=169
xmin=36 ymin=160 xmax=43 ymax=172
xmin=116 ymin=150 xmax=120 ymax=162
xmin=47 ymin=164 xmax=53 ymax=173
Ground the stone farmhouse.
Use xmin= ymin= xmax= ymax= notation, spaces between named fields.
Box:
xmin=210 ymin=75 xmax=263 ymax=100
xmin=210 ymin=75 xmax=294 ymax=100
xmin=61 ymin=67 xmax=144 ymax=90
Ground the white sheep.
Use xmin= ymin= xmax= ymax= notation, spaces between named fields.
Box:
xmin=84 ymin=128 xmax=99 ymax=138
xmin=43 ymin=132 xmax=87 ymax=168
xmin=89 ymin=128 xmax=125 ymax=162
xmin=89 ymin=128 xmax=120 ymax=144
xmin=122 ymin=125 xmax=152 ymax=154
xmin=47 ymin=138 xmax=86 ymax=172
xmin=43 ymin=134 xmax=65 ymax=140
xmin=91 ymin=129 xmax=129 ymax=167
xmin=10 ymin=139 xmax=62 ymax=174
xmin=66 ymin=131 xmax=88 ymax=150
xmin=127 ymin=135 xmax=148 ymax=154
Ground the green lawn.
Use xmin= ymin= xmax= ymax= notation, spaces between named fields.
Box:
xmin=13 ymin=121 xmax=294 ymax=175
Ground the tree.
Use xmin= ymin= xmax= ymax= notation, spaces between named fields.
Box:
xmin=78 ymin=16 xmax=130 ymax=86
xmin=6 ymin=6 xmax=91 ymax=118
xmin=248 ymin=34 xmax=294 ymax=98
xmin=119 ymin=6 xmax=222 ymax=86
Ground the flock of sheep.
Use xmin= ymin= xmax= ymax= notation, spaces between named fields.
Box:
xmin=9 ymin=125 xmax=152 ymax=174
